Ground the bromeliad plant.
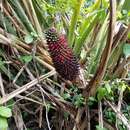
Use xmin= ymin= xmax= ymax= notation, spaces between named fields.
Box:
xmin=0 ymin=0 xmax=130 ymax=130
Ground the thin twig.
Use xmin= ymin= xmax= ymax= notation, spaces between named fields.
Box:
xmin=15 ymin=95 xmax=45 ymax=106
xmin=13 ymin=64 xmax=28 ymax=84
xmin=39 ymin=105 xmax=43 ymax=128
xmin=87 ymin=106 xmax=90 ymax=130
xmin=98 ymin=101 xmax=103 ymax=128
xmin=0 ymin=70 xmax=56 ymax=104
xmin=39 ymin=86 xmax=51 ymax=130
xmin=0 ymin=73 xmax=5 ymax=97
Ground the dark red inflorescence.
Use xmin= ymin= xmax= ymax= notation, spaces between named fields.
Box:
xmin=45 ymin=28 xmax=79 ymax=81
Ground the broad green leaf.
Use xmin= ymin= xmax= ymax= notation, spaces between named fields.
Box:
xmin=119 ymin=82 xmax=127 ymax=92
xmin=121 ymin=83 xmax=127 ymax=92
xmin=0 ymin=117 xmax=8 ymax=129
xmin=68 ymin=0 xmax=85 ymax=47
xmin=122 ymin=0 xmax=130 ymax=11
xmin=128 ymin=32 xmax=130 ymax=39
xmin=30 ymin=32 xmax=38 ymax=38
xmin=105 ymin=83 xmax=111 ymax=94
xmin=0 ymin=106 xmax=12 ymax=118
xmin=97 ymin=87 xmax=106 ymax=101
xmin=86 ymin=0 xmax=101 ymax=12
xmin=74 ymin=14 xmax=99 ymax=55
xmin=123 ymin=43 xmax=130 ymax=58
xmin=25 ymin=34 xmax=34 ymax=44
xmin=96 ymin=125 xmax=107 ymax=130
xmin=19 ymin=55 xmax=33 ymax=63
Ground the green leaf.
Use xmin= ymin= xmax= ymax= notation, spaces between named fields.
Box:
xmin=8 ymin=0 xmax=35 ymax=33
xmin=122 ymin=0 xmax=130 ymax=11
xmin=0 ymin=106 xmax=12 ymax=118
xmin=68 ymin=0 xmax=85 ymax=47
xmin=128 ymin=32 xmax=130 ymax=39
xmin=30 ymin=32 xmax=38 ymax=37
xmin=123 ymin=44 xmax=130 ymax=58
xmin=88 ymin=14 xmax=108 ymax=74
xmin=107 ymin=44 xmax=123 ymax=70
xmin=63 ymin=93 xmax=71 ymax=100
xmin=7 ymin=99 xmax=15 ymax=110
xmin=97 ymin=87 xmax=106 ymax=101
xmin=105 ymin=83 xmax=111 ymax=94
xmin=19 ymin=55 xmax=33 ymax=63
xmin=73 ymin=94 xmax=85 ymax=108
xmin=0 ymin=117 xmax=8 ymax=129
xmin=25 ymin=34 xmax=34 ymax=44
xmin=96 ymin=125 xmax=107 ymax=130
xmin=119 ymin=82 xmax=127 ymax=92
xmin=74 ymin=14 xmax=99 ymax=55
xmin=88 ymin=96 xmax=97 ymax=106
